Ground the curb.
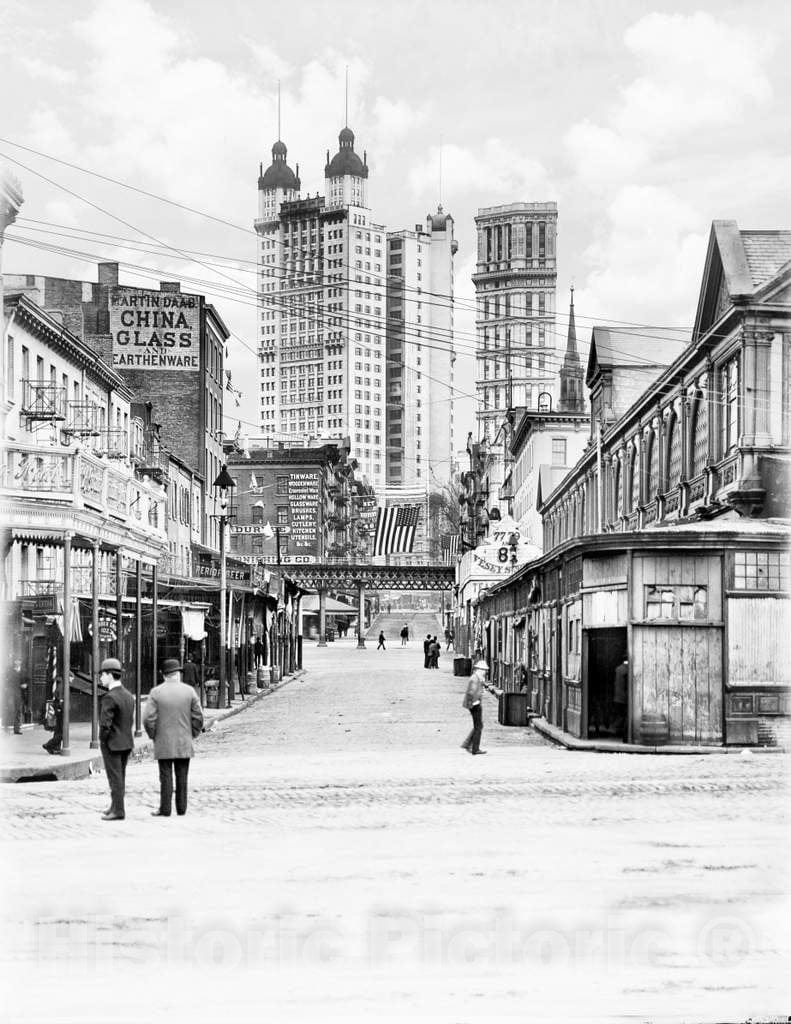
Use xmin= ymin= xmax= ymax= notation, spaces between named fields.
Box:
xmin=530 ymin=716 xmax=787 ymax=755
xmin=1 ymin=669 xmax=306 ymax=784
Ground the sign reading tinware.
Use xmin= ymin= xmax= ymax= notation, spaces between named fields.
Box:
xmin=109 ymin=286 xmax=200 ymax=371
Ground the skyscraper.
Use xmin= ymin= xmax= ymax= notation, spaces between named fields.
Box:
xmin=386 ymin=205 xmax=458 ymax=489
xmin=473 ymin=201 xmax=558 ymax=506
xmin=255 ymin=127 xmax=387 ymax=492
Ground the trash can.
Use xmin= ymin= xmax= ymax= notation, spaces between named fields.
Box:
xmin=498 ymin=692 xmax=530 ymax=727
xmin=205 ymin=682 xmax=219 ymax=709
xmin=453 ymin=657 xmax=472 ymax=677
xmin=640 ymin=712 xmax=669 ymax=746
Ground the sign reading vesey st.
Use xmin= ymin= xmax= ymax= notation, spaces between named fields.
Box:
xmin=109 ymin=286 xmax=200 ymax=371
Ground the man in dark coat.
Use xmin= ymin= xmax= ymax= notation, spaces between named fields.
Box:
xmin=144 ymin=658 xmax=204 ymax=817
xmin=423 ymin=634 xmax=432 ymax=669
xmin=429 ymin=637 xmax=441 ymax=669
xmin=98 ymin=657 xmax=135 ymax=821
xmin=182 ymin=653 xmax=200 ymax=702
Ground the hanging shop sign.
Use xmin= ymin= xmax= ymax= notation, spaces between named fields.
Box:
xmin=196 ymin=555 xmax=251 ymax=583
xmin=109 ymin=286 xmax=201 ymax=371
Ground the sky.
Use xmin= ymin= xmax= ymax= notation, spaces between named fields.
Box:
xmin=1 ymin=0 xmax=789 ymax=450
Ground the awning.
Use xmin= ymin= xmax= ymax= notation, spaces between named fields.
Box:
xmin=301 ymin=595 xmax=355 ymax=614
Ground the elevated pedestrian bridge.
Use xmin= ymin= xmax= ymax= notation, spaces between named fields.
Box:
xmin=281 ymin=563 xmax=454 ymax=648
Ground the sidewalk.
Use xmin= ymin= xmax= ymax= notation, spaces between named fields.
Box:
xmin=0 ymin=670 xmax=305 ymax=783
xmin=531 ymin=715 xmax=786 ymax=754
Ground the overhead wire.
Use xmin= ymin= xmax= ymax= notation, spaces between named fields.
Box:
xmin=7 ymin=230 xmax=778 ymax=422
xmin=0 ymin=139 xmax=695 ymax=336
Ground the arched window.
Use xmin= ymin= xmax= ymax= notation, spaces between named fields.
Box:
xmin=627 ymin=446 xmax=639 ymax=511
xmin=666 ymin=413 xmax=681 ymax=488
xmin=614 ymin=459 xmax=623 ymax=517
xmin=647 ymin=431 xmax=659 ymax=497
xmin=691 ymin=392 xmax=708 ymax=476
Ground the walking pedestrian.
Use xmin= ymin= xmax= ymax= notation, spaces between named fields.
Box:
xmin=423 ymin=634 xmax=432 ymax=669
xmin=460 ymin=659 xmax=502 ymax=755
xmin=400 ymin=625 xmax=408 ymax=647
xmin=98 ymin=657 xmax=135 ymax=821
xmin=254 ymin=637 xmax=264 ymax=669
xmin=445 ymin=628 xmax=454 ymax=652
xmin=182 ymin=652 xmax=200 ymax=701
xmin=377 ymin=631 xmax=386 ymax=651
xmin=143 ymin=658 xmax=204 ymax=817
xmin=6 ymin=655 xmax=24 ymax=734
xmin=429 ymin=637 xmax=441 ymax=669
xmin=42 ymin=673 xmax=68 ymax=755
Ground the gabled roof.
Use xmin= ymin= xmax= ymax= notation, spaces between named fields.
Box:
xmin=535 ymin=465 xmax=570 ymax=510
xmin=693 ymin=221 xmax=791 ymax=341
xmin=585 ymin=328 xmax=687 ymax=387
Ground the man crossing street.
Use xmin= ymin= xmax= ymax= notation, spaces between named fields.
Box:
xmin=98 ymin=658 xmax=135 ymax=821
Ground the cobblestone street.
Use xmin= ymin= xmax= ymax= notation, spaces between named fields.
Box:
xmin=1 ymin=640 xmax=789 ymax=1022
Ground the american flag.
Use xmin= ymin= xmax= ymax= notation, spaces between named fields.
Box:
xmin=441 ymin=534 xmax=460 ymax=565
xmin=373 ymin=504 xmax=421 ymax=556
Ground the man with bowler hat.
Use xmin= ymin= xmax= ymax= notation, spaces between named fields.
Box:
xmin=98 ymin=657 xmax=135 ymax=820
xmin=144 ymin=658 xmax=203 ymax=817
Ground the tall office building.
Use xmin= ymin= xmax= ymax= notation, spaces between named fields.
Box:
xmin=255 ymin=128 xmax=387 ymax=492
xmin=386 ymin=206 xmax=458 ymax=490
xmin=472 ymin=202 xmax=558 ymax=505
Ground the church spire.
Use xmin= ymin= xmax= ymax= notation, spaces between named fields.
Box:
xmin=559 ymin=285 xmax=584 ymax=412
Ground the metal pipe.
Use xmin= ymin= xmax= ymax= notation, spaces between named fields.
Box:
xmin=90 ymin=540 xmax=100 ymax=749
xmin=219 ymin=514 xmax=227 ymax=707
xmin=61 ymin=533 xmax=71 ymax=755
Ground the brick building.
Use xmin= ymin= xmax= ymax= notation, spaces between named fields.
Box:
xmin=3 ymin=263 xmax=230 ymax=553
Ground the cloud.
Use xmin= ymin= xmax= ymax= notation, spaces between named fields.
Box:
xmin=576 ymin=186 xmax=706 ymax=330
xmin=408 ymin=139 xmax=549 ymax=202
xmin=17 ymin=55 xmax=75 ymax=85
xmin=244 ymin=39 xmax=294 ymax=82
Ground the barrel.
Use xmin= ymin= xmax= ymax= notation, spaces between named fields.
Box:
xmin=453 ymin=657 xmax=472 ymax=677
xmin=640 ymin=711 xmax=669 ymax=746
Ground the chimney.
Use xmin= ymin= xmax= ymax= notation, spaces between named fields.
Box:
xmin=98 ymin=262 xmax=119 ymax=287
xmin=160 ymin=281 xmax=181 ymax=293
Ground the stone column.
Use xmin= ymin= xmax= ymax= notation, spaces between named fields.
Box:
xmin=357 ymin=581 xmax=366 ymax=649
xmin=151 ymin=562 xmax=158 ymax=687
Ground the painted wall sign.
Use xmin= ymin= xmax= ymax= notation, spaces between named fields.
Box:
xmin=110 ymin=286 xmax=200 ymax=371
xmin=287 ymin=472 xmax=321 ymax=555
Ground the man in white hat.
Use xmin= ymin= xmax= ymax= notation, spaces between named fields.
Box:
xmin=461 ymin=659 xmax=502 ymax=755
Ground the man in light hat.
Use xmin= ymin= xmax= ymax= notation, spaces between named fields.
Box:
xmin=98 ymin=657 xmax=135 ymax=820
xmin=461 ymin=659 xmax=502 ymax=755
xmin=144 ymin=658 xmax=204 ymax=817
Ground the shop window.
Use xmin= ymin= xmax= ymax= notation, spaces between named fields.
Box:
xmin=645 ymin=585 xmax=707 ymax=620
xmin=733 ymin=551 xmax=789 ymax=592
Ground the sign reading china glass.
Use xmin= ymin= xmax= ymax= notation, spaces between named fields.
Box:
xmin=287 ymin=472 xmax=321 ymax=556
xmin=109 ymin=286 xmax=200 ymax=371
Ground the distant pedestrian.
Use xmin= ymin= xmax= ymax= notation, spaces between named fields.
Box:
xmin=144 ymin=658 xmax=204 ymax=817
xmin=445 ymin=628 xmax=454 ymax=652
xmin=429 ymin=637 xmax=440 ymax=669
xmin=6 ymin=655 xmax=24 ymax=733
xmin=42 ymin=673 xmax=68 ymax=755
xmin=612 ymin=654 xmax=629 ymax=738
xmin=98 ymin=657 xmax=135 ymax=821
xmin=400 ymin=625 xmax=408 ymax=646
xmin=182 ymin=652 xmax=200 ymax=700
xmin=423 ymin=634 xmax=432 ymax=669
xmin=254 ymin=637 xmax=264 ymax=668
xmin=377 ymin=631 xmax=386 ymax=650
xmin=460 ymin=659 xmax=502 ymax=755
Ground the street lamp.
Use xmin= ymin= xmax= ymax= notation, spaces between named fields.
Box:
xmin=213 ymin=463 xmax=236 ymax=709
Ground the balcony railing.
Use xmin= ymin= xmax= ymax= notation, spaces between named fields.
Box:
xmin=18 ymin=579 xmax=63 ymax=597
xmin=71 ymin=567 xmax=118 ymax=596
xmin=1 ymin=441 xmax=166 ymax=541
xmin=93 ymin=429 xmax=129 ymax=460
xmin=64 ymin=401 xmax=100 ymax=437
xmin=21 ymin=381 xmax=66 ymax=421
